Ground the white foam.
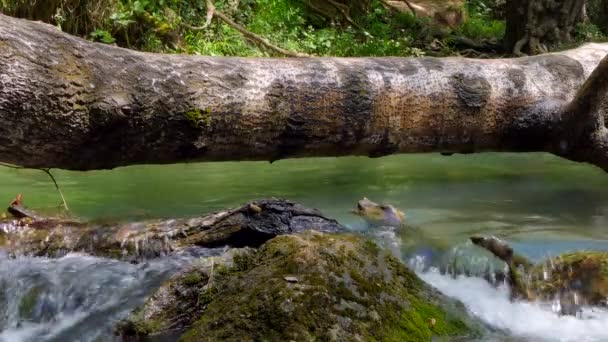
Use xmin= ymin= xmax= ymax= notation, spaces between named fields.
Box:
xmin=419 ymin=270 xmax=608 ymax=342
xmin=0 ymin=313 xmax=86 ymax=342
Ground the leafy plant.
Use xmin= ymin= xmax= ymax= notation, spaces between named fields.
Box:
xmin=89 ymin=29 xmax=116 ymax=44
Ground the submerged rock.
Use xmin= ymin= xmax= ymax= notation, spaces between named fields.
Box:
xmin=352 ymin=197 xmax=406 ymax=227
xmin=0 ymin=199 xmax=345 ymax=260
xmin=117 ymin=231 xmax=482 ymax=341
xmin=471 ymin=236 xmax=608 ymax=312
xmin=351 ymin=199 xmax=450 ymax=268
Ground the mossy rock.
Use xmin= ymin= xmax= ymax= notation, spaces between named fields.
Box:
xmin=471 ymin=236 xmax=608 ymax=310
xmin=525 ymin=251 xmax=608 ymax=306
xmin=115 ymin=264 xmax=215 ymax=338
xmin=19 ymin=286 xmax=44 ymax=320
xmin=0 ymin=230 xmax=6 ymax=248
xmin=119 ymin=231 xmax=482 ymax=341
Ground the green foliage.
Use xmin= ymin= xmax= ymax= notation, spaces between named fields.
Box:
xmin=587 ymin=0 xmax=608 ymax=35
xmin=575 ymin=22 xmax=607 ymax=42
xmin=90 ymin=29 xmax=116 ymax=44
xmin=235 ymin=0 xmax=426 ymax=57
xmin=455 ymin=0 xmax=505 ymax=41
xmin=2 ymin=0 xmax=600 ymax=57
xmin=0 ymin=0 xmax=116 ymax=35
xmin=454 ymin=16 xmax=504 ymax=41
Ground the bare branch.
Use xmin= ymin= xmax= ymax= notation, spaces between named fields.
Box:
xmin=400 ymin=0 xmax=417 ymax=16
xmin=40 ymin=168 xmax=70 ymax=211
xmin=0 ymin=162 xmax=69 ymax=212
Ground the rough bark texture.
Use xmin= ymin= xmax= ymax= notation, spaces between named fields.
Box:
xmin=1 ymin=14 xmax=608 ymax=171
xmin=504 ymin=0 xmax=586 ymax=55
xmin=0 ymin=199 xmax=345 ymax=260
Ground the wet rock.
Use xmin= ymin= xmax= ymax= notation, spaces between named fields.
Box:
xmin=117 ymin=231 xmax=483 ymax=341
xmin=351 ymin=197 xmax=405 ymax=227
xmin=115 ymin=251 xmax=239 ymax=339
xmin=472 ymin=236 xmax=608 ymax=309
xmin=283 ymin=276 xmax=299 ymax=283
xmin=0 ymin=198 xmax=346 ymax=260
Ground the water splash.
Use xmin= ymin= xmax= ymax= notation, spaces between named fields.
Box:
xmin=419 ymin=269 xmax=608 ymax=342
xmin=0 ymin=248 xmax=221 ymax=342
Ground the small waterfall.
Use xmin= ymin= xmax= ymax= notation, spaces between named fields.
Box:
xmin=0 ymin=248 xmax=221 ymax=342
xmin=419 ymin=269 xmax=608 ymax=342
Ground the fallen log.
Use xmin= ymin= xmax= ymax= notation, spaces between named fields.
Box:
xmin=0 ymin=198 xmax=345 ymax=260
xmin=1 ymin=14 xmax=608 ymax=171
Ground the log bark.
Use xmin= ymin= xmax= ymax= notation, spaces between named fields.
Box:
xmin=2 ymin=14 xmax=608 ymax=171
xmin=0 ymin=199 xmax=345 ymax=260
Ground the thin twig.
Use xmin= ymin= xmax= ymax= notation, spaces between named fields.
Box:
xmin=208 ymin=256 xmax=215 ymax=287
xmin=326 ymin=0 xmax=367 ymax=33
xmin=0 ymin=162 xmax=69 ymax=212
xmin=40 ymin=168 xmax=69 ymax=211
xmin=0 ymin=162 xmax=23 ymax=170
xmin=380 ymin=0 xmax=417 ymax=17
xmin=400 ymin=0 xmax=417 ymax=16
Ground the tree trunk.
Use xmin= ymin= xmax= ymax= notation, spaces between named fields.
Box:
xmin=1 ymin=14 xmax=608 ymax=171
xmin=505 ymin=0 xmax=586 ymax=55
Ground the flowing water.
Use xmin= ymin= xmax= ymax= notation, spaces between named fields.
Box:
xmin=1 ymin=153 xmax=608 ymax=341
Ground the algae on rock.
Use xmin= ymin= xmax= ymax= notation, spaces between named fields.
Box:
xmin=118 ymin=231 xmax=482 ymax=341
xmin=472 ymin=236 xmax=608 ymax=312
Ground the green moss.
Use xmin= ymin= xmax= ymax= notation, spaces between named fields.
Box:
xmin=117 ymin=310 xmax=166 ymax=336
xmin=522 ymin=251 xmax=608 ymax=304
xmin=178 ymin=232 xmax=479 ymax=341
xmin=198 ymin=286 xmax=218 ymax=306
xmin=182 ymin=272 xmax=204 ymax=287
xmin=363 ymin=239 xmax=381 ymax=257
xmin=232 ymin=249 xmax=256 ymax=272
xmin=185 ymin=108 xmax=212 ymax=128
xmin=380 ymin=295 xmax=471 ymax=342
xmin=19 ymin=286 xmax=43 ymax=320
xmin=185 ymin=108 xmax=202 ymax=127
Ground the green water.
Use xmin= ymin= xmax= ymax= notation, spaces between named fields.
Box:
xmin=2 ymin=153 xmax=608 ymax=246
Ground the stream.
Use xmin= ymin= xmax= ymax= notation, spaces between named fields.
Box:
xmin=0 ymin=153 xmax=607 ymax=341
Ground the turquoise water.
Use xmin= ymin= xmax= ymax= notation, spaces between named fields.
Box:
xmin=2 ymin=153 xmax=608 ymax=246
xmin=2 ymin=152 xmax=608 ymax=341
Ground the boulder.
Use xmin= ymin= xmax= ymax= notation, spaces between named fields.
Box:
xmin=117 ymin=231 xmax=483 ymax=341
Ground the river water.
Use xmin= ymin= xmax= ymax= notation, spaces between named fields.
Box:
xmin=0 ymin=153 xmax=607 ymax=341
